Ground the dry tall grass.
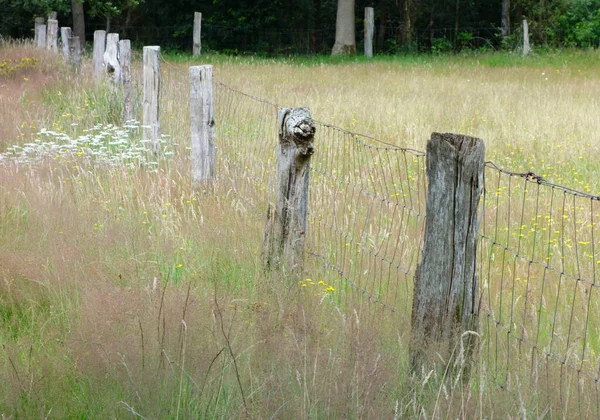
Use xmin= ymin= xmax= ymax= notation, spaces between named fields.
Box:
xmin=1 ymin=40 xmax=599 ymax=418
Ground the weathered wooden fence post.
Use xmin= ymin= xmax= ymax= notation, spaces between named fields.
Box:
xmin=93 ymin=30 xmax=106 ymax=80
xmin=48 ymin=11 xmax=57 ymax=21
xmin=70 ymin=36 xmax=82 ymax=72
xmin=36 ymin=24 xmax=46 ymax=49
xmin=119 ymin=39 xmax=134 ymax=122
xmin=104 ymin=33 xmax=121 ymax=87
xmin=193 ymin=12 xmax=202 ymax=56
xmin=34 ymin=17 xmax=45 ymax=44
xmin=522 ymin=19 xmax=531 ymax=56
xmin=364 ymin=7 xmax=374 ymax=58
xmin=409 ymin=132 xmax=484 ymax=371
xmin=190 ymin=65 xmax=215 ymax=188
xmin=61 ymin=27 xmax=72 ymax=61
xmin=46 ymin=19 xmax=59 ymax=53
xmin=143 ymin=46 xmax=161 ymax=154
xmin=263 ymin=108 xmax=315 ymax=278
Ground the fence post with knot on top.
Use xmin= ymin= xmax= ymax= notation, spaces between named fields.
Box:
xmin=409 ymin=132 xmax=484 ymax=372
xmin=104 ymin=33 xmax=121 ymax=88
xmin=263 ymin=108 xmax=315 ymax=279
xmin=143 ymin=46 xmax=161 ymax=154
xmin=190 ymin=65 xmax=215 ymax=189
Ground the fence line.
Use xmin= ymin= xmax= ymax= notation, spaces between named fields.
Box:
xmin=211 ymin=78 xmax=600 ymax=415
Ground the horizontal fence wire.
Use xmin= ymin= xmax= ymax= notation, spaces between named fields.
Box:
xmin=211 ymin=79 xmax=599 ymax=414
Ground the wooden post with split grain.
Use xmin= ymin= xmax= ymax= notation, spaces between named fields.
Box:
xmin=190 ymin=65 xmax=215 ymax=188
xmin=36 ymin=24 xmax=46 ymax=49
xmin=522 ymin=19 xmax=531 ymax=56
xmin=46 ymin=19 xmax=59 ymax=52
xmin=364 ymin=7 xmax=374 ymax=58
xmin=104 ymin=33 xmax=121 ymax=87
xmin=119 ymin=40 xmax=134 ymax=122
xmin=193 ymin=12 xmax=202 ymax=56
xmin=34 ymin=17 xmax=45 ymax=44
xmin=409 ymin=132 xmax=484 ymax=371
xmin=263 ymin=108 xmax=315 ymax=278
xmin=143 ymin=46 xmax=161 ymax=154
xmin=93 ymin=30 xmax=106 ymax=80
xmin=70 ymin=36 xmax=82 ymax=72
xmin=61 ymin=27 xmax=72 ymax=61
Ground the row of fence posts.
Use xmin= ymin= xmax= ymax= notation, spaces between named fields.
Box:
xmin=30 ymin=11 xmax=507 ymax=374
xmin=189 ymin=68 xmax=485 ymax=372
xmin=33 ymin=13 xmax=81 ymax=69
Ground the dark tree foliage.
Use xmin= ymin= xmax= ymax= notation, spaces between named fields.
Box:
xmin=1 ymin=0 xmax=598 ymax=53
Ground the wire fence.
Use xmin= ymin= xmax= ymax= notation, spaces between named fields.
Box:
xmin=210 ymin=75 xmax=600 ymax=414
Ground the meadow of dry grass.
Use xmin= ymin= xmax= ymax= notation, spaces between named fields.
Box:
xmin=1 ymin=38 xmax=599 ymax=418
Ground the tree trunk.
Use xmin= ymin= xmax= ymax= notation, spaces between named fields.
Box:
xmin=501 ymin=0 xmax=510 ymax=41
xmin=71 ymin=0 xmax=85 ymax=51
xmin=331 ymin=0 xmax=355 ymax=55
xmin=454 ymin=0 xmax=460 ymax=49
xmin=401 ymin=0 xmax=412 ymax=47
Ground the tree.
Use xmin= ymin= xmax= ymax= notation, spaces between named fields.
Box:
xmin=332 ymin=0 xmax=355 ymax=55
xmin=71 ymin=0 xmax=85 ymax=47
xmin=501 ymin=0 xmax=510 ymax=40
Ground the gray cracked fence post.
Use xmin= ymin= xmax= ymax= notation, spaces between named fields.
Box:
xmin=190 ymin=65 xmax=215 ymax=189
xmin=364 ymin=7 xmax=374 ymax=58
xmin=409 ymin=132 xmax=484 ymax=372
xmin=263 ymin=108 xmax=315 ymax=280
xmin=193 ymin=12 xmax=202 ymax=56
xmin=143 ymin=46 xmax=161 ymax=154
xmin=120 ymin=40 xmax=134 ymax=123
xmin=93 ymin=30 xmax=106 ymax=81
xmin=46 ymin=19 xmax=59 ymax=53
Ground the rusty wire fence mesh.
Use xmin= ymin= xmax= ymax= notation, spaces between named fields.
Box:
xmin=213 ymin=79 xmax=600 ymax=415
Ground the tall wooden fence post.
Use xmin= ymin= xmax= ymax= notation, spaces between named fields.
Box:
xmin=143 ymin=46 xmax=161 ymax=154
xmin=190 ymin=65 xmax=215 ymax=188
xmin=70 ymin=36 xmax=81 ymax=72
xmin=522 ymin=19 xmax=531 ymax=56
xmin=104 ymin=33 xmax=121 ymax=87
xmin=410 ymin=132 xmax=484 ymax=371
xmin=36 ymin=24 xmax=46 ymax=49
xmin=263 ymin=108 xmax=315 ymax=278
xmin=364 ymin=7 xmax=374 ymax=58
xmin=46 ymin=19 xmax=59 ymax=53
xmin=61 ymin=27 xmax=72 ymax=61
xmin=93 ymin=30 xmax=106 ymax=80
xmin=34 ymin=17 xmax=44 ymax=44
xmin=119 ymin=40 xmax=134 ymax=122
xmin=193 ymin=12 xmax=202 ymax=56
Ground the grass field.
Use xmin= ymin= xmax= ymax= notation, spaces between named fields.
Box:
xmin=1 ymin=39 xmax=600 ymax=418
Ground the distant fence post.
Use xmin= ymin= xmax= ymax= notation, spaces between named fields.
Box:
xmin=263 ymin=108 xmax=315 ymax=278
xmin=190 ymin=65 xmax=215 ymax=188
xmin=36 ymin=24 xmax=46 ymax=49
xmin=193 ymin=12 xmax=202 ymax=56
xmin=364 ymin=7 xmax=374 ymax=58
xmin=70 ymin=36 xmax=81 ymax=72
xmin=48 ymin=11 xmax=57 ymax=21
xmin=522 ymin=19 xmax=531 ymax=56
xmin=61 ymin=27 xmax=72 ymax=61
xmin=143 ymin=46 xmax=161 ymax=154
xmin=34 ymin=17 xmax=44 ymax=44
xmin=119 ymin=40 xmax=134 ymax=122
xmin=409 ymin=132 xmax=484 ymax=371
xmin=93 ymin=30 xmax=106 ymax=80
xmin=46 ymin=19 xmax=58 ymax=53
xmin=104 ymin=33 xmax=121 ymax=87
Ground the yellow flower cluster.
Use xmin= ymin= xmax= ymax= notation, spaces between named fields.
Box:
xmin=0 ymin=57 xmax=39 ymax=78
xmin=298 ymin=278 xmax=335 ymax=293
